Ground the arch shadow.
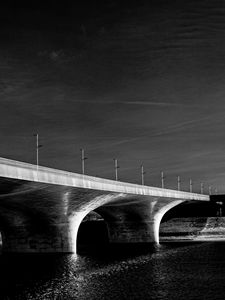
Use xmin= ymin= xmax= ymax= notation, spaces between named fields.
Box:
xmin=76 ymin=211 xmax=109 ymax=254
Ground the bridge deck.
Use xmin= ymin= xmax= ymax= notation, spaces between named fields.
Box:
xmin=0 ymin=157 xmax=209 ymax=201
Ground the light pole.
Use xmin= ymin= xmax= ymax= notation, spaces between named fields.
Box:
xmin=177 ymin=176 xmax=180 ymax=191
xmin=209 ymin=186 xmax=212 ymax=195
xmin=141 ymin=165 xmax=145 ymax=185
xmin=80 ymin=148 xmax=87 ymax=175
xmin=201 ymin=182 xmax=204 ymax=194
xmin=189 ymin=179 xmax=193 ymax=193
xmin=114 ymin=158 xmax=119 ymax=181
xmin=34 ymin=133 xmax=42 ymax=167
xmin=161 ymin=171 xmax=164 ymax=189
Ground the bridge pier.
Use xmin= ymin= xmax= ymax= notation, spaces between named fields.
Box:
xmin=1 ymin=223 xmax=74 ymax=253
xmin=106 ymin=221 xmax=156 ymax=243
xmin=95 ymin=198 xmax=184 ymax=247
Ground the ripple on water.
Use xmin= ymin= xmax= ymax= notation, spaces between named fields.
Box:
xmin=1 ymin=242 xmax=225 ymax=300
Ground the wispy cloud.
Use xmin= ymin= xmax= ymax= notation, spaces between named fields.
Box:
xmin=70 ymin=99 xmax=203 ymax=108
xmin=90 ymin=111 xmax=225 ymax=151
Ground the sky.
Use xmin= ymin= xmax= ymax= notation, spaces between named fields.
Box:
xmin=1 ymin=0 xmax=225 ymax=193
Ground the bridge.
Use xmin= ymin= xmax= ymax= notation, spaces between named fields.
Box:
xmin=0 ymin=157 xmax=209 ymax=253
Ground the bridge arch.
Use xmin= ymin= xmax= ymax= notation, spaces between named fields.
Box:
xmin=0 ymin=194 xmax=208 ymax=254
xmin=151 ymin=200 xmax=184 ymax=244
xmin=70 ymin=196 xmax=189 ymax=254
xmin=159 ymin=200 xmax=219 ymax=241
xmin=76 ymin=211 xmax=109 ymax=253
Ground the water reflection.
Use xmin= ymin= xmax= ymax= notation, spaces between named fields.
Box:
xmin=1 ymin=243 xmax=225 ymax=299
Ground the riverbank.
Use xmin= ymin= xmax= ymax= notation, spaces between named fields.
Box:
xmin=160 ymin=217 xmax=225 ymax=242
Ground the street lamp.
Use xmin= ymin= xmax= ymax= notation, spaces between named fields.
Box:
xmin=209 ymin=186 xmax=212 ymax=195
xmin=113 ymin=158 xmax=119 ymax=181
xmin=201 ymin=182 xmax=204 ymax=194
xmin=80 ymin=148 xmax=87 ymax=175
xmin=177 ymin=176 xmax=181 ymax=191
xmin=33 ymin=133 xmax=42 ymax=167
xmin=189 ymin=179 xmax=193 ymax=193
xmin=161 ymin=171 xmax=164 ymax=189
xmin=141 ymin=165 xmax=146 ymax=185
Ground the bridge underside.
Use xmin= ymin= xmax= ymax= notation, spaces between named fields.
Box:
xmin=0 ymin=176 xmax=188 ymax=253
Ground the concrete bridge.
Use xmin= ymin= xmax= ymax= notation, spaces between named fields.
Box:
xmin=0 ymin=157 xmax=209 ymax=253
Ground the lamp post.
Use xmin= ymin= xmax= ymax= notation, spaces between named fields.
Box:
xmin=177 ymin=176 xmax=181 ymax=191
xmin=201 ymin=182 xmax=204 ymax=194
xmin=141 ymin=165 xmax=145 ymax=185
xmin=80 ymin=148 xmax=87 ymax=175
xmin=209 ymin=186 xmax=212 ymax=195
xmin=189 ymin=179 xmax=193 ymax=193
xmin=114 ymin=158 xmax=119 ymax=181
xmin=114 ymin=159 xmax=119 ymax=181
xmin=33 ymin=133 xmax=42 ymax=168
xmin=161 ymin=171 xmax=164 ymax=189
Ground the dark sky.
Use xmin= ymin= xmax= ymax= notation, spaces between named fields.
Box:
xmin=1 ymin=0 xmax=225 ymax=193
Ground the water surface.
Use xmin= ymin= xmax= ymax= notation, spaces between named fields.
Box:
xmin=1 ymin=242 xmax=225 ymax=299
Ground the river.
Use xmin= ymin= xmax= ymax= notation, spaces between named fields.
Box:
xmin=1 ymin=242 xmax=225 ymax=299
